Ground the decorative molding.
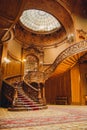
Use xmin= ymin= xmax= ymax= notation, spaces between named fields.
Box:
xmin=24 ymin=44 xmax=43 ymax=54
xmin=1 ymin=29 xmax=14 ymax=43
xmin=15 ymin=22 xmax=67 ymax=48
xmin=0 ymin=15 xmax=14 ymax=23
xmin=23 ymin=45 xmax=44 ymax=62
xmin=77 ymin=29 xmax=87 ymax=40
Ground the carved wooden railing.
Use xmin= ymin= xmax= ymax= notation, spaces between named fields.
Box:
xmin=44 ymin=40 xmax=87 ymax=79
xmin=23 ymin=71 xmax=46 ymax=104
xmin=1 ymin=75 xmax=22 ymax=107
xmin=1 ymin=80 xmax=15 ymax=107
xmin=5 ymin=75 xmax=23 ymax=85
xmin=1 ymin=73 xmax=46 ymax=108
xmin=23 ymin=80 xmax=43 ymax=103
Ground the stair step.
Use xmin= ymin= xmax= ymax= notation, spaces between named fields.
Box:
xmin=8 ymin=85 xmax=47 ymax=111
xmin=17 ymin=100 xmax=35 ymax=104
xmin=8 ymin=106 xmax=46 ymax=111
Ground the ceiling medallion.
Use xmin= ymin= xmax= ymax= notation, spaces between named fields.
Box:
xmin=20 ymin=9 xmax=61 ymax=34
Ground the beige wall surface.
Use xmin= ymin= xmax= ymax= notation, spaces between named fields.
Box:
xmin=44 ymin=42 xmax=70 ymax=64
xmin=8 ymin=40 xmax=21 ymax=60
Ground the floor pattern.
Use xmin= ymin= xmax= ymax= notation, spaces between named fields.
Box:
xmin=0 ymin=105 xmax=87 ymax=130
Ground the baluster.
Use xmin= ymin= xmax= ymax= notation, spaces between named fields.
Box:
xmin=12 ymin=86 xmax=18 ymax=106
xmin=42 ymin=83 xmax=46 ymax=105
xmin=38 ymin=83 xmax=42 ymax=103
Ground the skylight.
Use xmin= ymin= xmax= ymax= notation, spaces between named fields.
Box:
xmin=20 ymin=9 xmax=61 ymax=33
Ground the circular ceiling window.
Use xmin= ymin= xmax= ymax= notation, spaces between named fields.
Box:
xmin=20 ymin=9 xmax=62 ymax=34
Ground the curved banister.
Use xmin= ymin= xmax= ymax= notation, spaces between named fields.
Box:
xmin=4 ymin=74 xmax=23 ymax=81
xmin=23 ymin=74 xmax=44 ymax=103
xmin=1 ymin=75 xmax=23 ymax=107
xmin=3 ymin=79 xmax=15 ymax=88
xmin=23 ymin=80 xmax=40 ymax=101
xmin=1 ymin=80 xmax=16 ymax=107
xmin=23 ymin=79 xmax=39 ymax=92
xmin=44 ymin=40 xmax=87 ymax=78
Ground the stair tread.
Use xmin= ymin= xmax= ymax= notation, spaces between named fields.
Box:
xmin=8 ymin=86 xmax=47 ymax=111
xmin=8 ymin=105 xmax=46 ymax=111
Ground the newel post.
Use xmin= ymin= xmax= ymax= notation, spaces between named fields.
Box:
xmin=38 ymin=83 xmax=42 ymax=103
xmin=42 ymin=82 xmax=46 ymax=105
xmin=12 ymin=85 xmax=18 ymax=106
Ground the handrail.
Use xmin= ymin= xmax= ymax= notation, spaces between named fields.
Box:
xmin=2 ymin=75 xmax=23 ymax=107
xmin=23 ymin=80 xmax=42 ymax=102
xmin=3 ymin=79 xmax=15 ymax=88
xmin=1 ymin=80 xmax=15 ymax=107
xmin=24 ymin=80 xmax=39 ymax=92
xmin=4 ymin=74 xmax=23 ymax=81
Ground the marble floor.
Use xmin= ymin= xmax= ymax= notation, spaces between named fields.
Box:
xmin=0 ymin=105 xmax=87 ymax=130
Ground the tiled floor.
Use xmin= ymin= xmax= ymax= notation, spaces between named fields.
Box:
xmin=0 ymin=105 xmax=87 ymax=130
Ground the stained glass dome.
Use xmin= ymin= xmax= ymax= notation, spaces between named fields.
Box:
xmin=20 ymin=9 xmax=61 ymax=33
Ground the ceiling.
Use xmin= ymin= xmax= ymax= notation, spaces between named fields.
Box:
xmin=0 ymin=0 xmax=87 ymax=77
xmin=0 ymin=0 xmax=87 ymax=42
xmin=0 ymin=0 xmax=75 ymax=44
xmin=0 ymin=0 xmax=87 ymax=45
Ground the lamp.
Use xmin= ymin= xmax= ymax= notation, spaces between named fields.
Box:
xmin=3 ymin=57 xmax=11 ymax=63
xmin=67 ymin=33 xmax=74 ymax=43
xmin=22 ymin=59 xmax=26 ymax=62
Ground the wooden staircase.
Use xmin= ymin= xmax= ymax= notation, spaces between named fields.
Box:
xmin=8 ymin=85 xmax=47 ymax=111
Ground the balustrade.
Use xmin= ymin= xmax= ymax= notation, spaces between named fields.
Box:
xmin=23 ymin=71 xmax=46 ymax=104
xmin=23 ymin=80 xmax=38 ymax=101
xmin=1 ymin=80 xmax=15 ymax=107
xmin=44 ymin=40 xmax=87 ymax=79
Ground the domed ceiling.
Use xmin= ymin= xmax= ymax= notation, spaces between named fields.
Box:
xmin=0 ymin=0 xmax=75 ymax=49
xmin=7 ymin=0 xmax=75 ymax=49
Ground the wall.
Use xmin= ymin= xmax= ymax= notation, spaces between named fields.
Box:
xmin=45 ymin=62 xmax=87 ymax=105
xmin=3 ymin=59 xmax=22 ymax=78
xmin=44 ymin=42 xmax=70 ymax=64
xmin=8 ymin=40 xmax=21 ymax=60
xmin=45 ymin=70 xmax=71 ymax=104
xmin=1 ymin=40 xmax=22 ymax=78
xmin=0 ymin=44 xmax=3 ymax=106
xmin=73 ymin=15 xmax=87 ymax=42
xmin=79 ymin=63 xmax=87 ymax=105
xmin=70 ymin=63 xmax=87 ymax=105
xmin=70 ymin=63 xmax=81 ymax=105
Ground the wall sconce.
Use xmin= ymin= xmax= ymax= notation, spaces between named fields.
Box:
xmin=67 ymin=33 xmax=74 ymax=43
xmin=22 ymin=59 xmax=26 ymax=62
xmin=3 ymin=57 xmax=11 ymax=63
